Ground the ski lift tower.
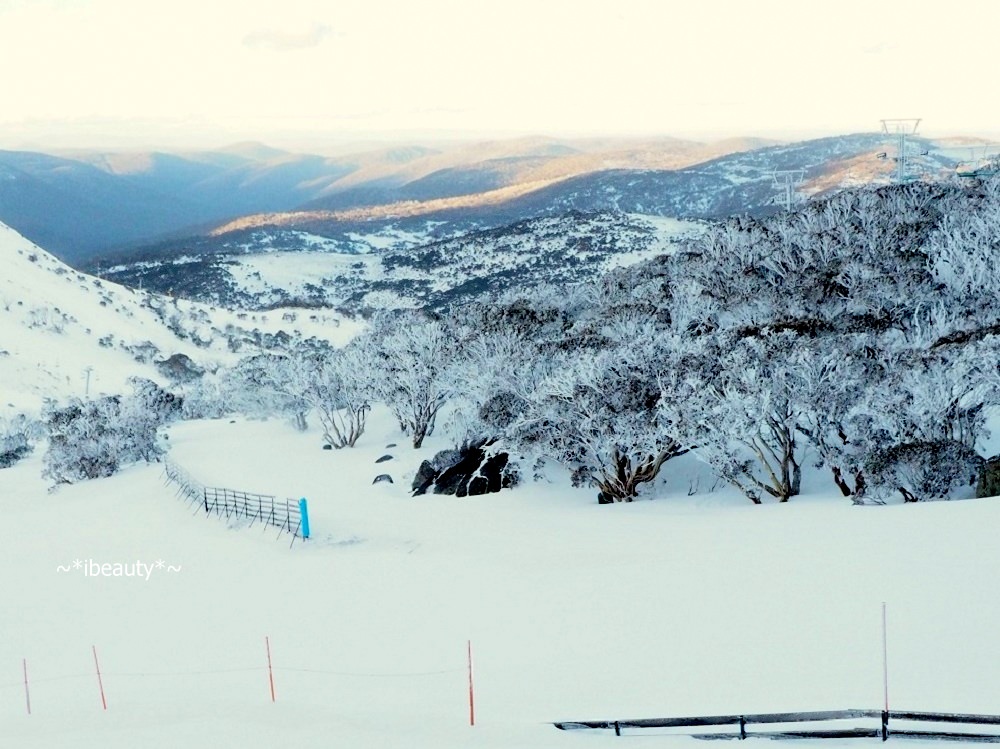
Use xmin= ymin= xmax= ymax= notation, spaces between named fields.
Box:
xmin=880 ymin=118 xmax=922 ymax=182
xmin=956 ymin=144 xmax=999 ymax=179
xmin=771 ymin=169 xmax=806 ymax=211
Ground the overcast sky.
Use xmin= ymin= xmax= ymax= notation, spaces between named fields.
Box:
xmin=0 ymin=0 xmax=998 ymax=151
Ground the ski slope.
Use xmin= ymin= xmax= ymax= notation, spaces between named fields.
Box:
xmin=2 ymin=406 xmax=1000 ymax=748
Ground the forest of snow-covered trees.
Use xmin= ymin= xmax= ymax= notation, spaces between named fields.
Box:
xmin=25 ymin=178 xmax=1000 ymax=505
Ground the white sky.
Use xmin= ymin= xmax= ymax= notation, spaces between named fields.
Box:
xmin=0 ymin=0 xmax=998 ymax=151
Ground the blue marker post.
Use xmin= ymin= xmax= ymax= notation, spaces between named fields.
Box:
xmin=298 ymin=498 xmax=311 ymax=540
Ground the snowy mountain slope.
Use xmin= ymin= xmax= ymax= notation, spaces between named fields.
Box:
xmin=0 ymin=222 xmax=359 ymax=413
xmin=3 ymin=407 xmax=1000 ymax=748
xmin=99 ymin=212 xmax=701 ymax=312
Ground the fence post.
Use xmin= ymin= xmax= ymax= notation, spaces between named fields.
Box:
xmin=882 ymin=710 xmax=889 ymax=741
xmin=740 ymin=715 xmax=747 ymax=740
xmin=203 ymin=488 xmax=210 ymax=515
xmin=298 ymin=498 xmax=310 ymax=540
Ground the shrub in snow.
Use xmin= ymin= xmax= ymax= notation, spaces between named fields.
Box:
xmin=304 ymin=343 xmax=374 ymax=449
xmin=128 ymin=377 xmax=183 ymax=424
xmin=833 ymin=341 xmax=999 ymax=503
xmin=443 ymin=328 xmax=533 ymax=448
xmin=864 ymin=440 xmax=983 ymax=503
xmin=0 ymin=414 xmax=40 ymax=469
xmin=43 ymin=393 xmax=165 ymax=484
xmin=226 ymin=352 xmax=313 ymax=429
xmin=977 ymin=456 xmax=1000 ymax=498
xmin=155 ymin=353 xmax=204 ymax=384
xmin=180 ymin=376 xmax=229 ymax=420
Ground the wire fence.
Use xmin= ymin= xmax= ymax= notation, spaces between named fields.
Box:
xmin=162 ymin=459 xmax=307 ymax=546
xmin=0 ymin=639 xmax=470 ymax=721
xmin=0 ymin=663 xmax=465 ymax=691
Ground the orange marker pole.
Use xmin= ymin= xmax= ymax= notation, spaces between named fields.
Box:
xmin=93 ymin=645 xmax=107 ymax=711
xmin=23 ymin=658 xmax=30 ymax=715
xmin=266 ymin=636 xmax=276 ymax=703
xmin=467 ymin=640 xmax=475 ymax=727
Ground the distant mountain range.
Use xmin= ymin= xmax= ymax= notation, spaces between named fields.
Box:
xmin=86 ymin=132 xmax=965 ymax=270
xmin=0 ymin=135 xmax=775 ymax=265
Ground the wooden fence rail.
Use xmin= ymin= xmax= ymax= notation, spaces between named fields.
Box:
xmin=162 ymin=459 xmax=306 ymax=547
xmin=555 ymin=708 xmax=1000 ymax=742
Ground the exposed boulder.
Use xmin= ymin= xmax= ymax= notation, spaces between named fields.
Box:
xmin=411 ymin=461 xmax=438 ymax=495
xmin=373 ymin=474 xmax=394 ymax=485
xmin=375 ymin=454 xmax=394 ymax=464
xmin=411 ymin=440 xmax=519 ymax=497
xmin=977 ymin=455 xmax=1000 ymax=498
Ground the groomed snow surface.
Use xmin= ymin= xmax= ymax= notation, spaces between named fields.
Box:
xmin=2 ymin=407 xmax=999 ymax=748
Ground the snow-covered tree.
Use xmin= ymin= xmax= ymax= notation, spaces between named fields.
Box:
xmin=301 ymin=341 xmax=375 ymax=449
xmin=665 ymin=332 xmax=810 ymax=503
xmin=225 ymin=351 xmax=316 ymax=430
xmin=513 ymin=331 xmax=689 ymax=503
xmin=369 ymin=316 xmax=453 ymax=448
xmin=218 ymin=338 xmax=375 ymax=448
xmin=444 ymin=328 xmax=533 ymax=446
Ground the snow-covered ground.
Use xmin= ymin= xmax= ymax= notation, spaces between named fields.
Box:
xmin=102 ymin=212 xmax=702 ymax=313
xmin=2 ymin=406 xmax=1000 ymax=748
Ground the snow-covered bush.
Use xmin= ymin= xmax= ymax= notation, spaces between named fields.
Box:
xmin=225 ymin=352 xmax=315 ymax=429
xmin=0 ymin=414 xmax=41 ymax=469
xmin=43 ymin=394 xmax=165 ymax=484
xmin=129 ymin=377 xmax=183 ymax=424
xmin=927 ymin=180 xmax=1000 ymax=325
xmin=180 ymin=375 xmax=230 ymax=420
xmin=865 ymin=440 xmax=983 ymax=503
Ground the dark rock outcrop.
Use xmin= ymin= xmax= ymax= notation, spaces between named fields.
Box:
xmin=411 ymin=440 xmax=518 ymax=497
xmin=977 ymin=455 xmax=1000 ymax=498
